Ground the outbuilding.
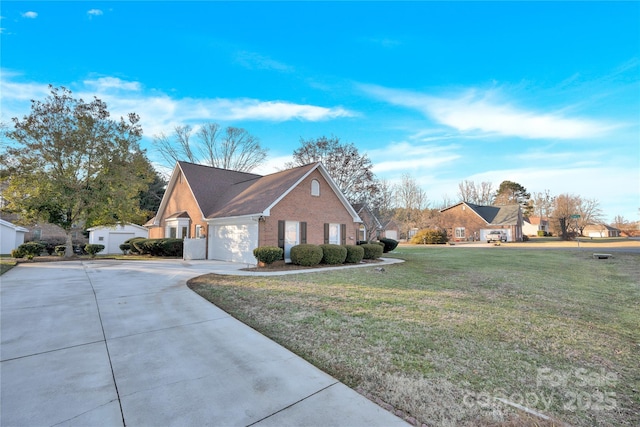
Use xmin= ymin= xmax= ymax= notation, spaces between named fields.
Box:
xmin=0 ymin=219 xmax=29 ymax=254
xmin=87 ymin=223 xmax=149 ymax=254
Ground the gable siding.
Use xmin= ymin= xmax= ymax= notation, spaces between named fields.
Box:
xmin=148 ymin=171 xmax=207 ymax=239
xmin=259 ymin=169 xmax=358 ymax=247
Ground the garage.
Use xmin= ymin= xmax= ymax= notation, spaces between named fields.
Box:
xmin=208 ymin=219 xmax=259 ymax=265
xmin=87 ymin=224 xmax=149 ymax=254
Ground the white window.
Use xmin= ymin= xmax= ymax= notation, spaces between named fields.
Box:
xmin=455 ymin=227 xmax=465 ymax=239
xmin=311 ymin=179 xmax=320 ymax=196
xmin=359 ymin=224 xmax=366 ymax=242
xmin=329 ymin=223 xmax=340 ymax=245
xmin=98 ymin=236 xmax=104 ymax=241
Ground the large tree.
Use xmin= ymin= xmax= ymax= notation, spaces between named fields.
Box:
xmin=153 ymin=123 xmax=267 ymax=172
xmin=494 ymin=180 xmax=532 ymax=216
xmin=1 ymin=86 xmax=153 ymax=257
xmin=457 ymin=180 xmax=494 ymax=205
xmin=287 ymin=136 xmax=380 ymax=204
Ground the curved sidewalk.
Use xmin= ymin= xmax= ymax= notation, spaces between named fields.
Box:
xmin=0 ymin=259 xmax=408 ymax=426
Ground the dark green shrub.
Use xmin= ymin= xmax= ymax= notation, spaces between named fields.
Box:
xmin=361 ymin=243 xmax=383 ymax=260
xmin=253 ymin=246 xmax=284 ymax=265
xmin=16 ymin=242 xmax=45 ymax=258
xmin=344 ymin=245 xmax=364 ymax=263
xmin=55 ymin=245 xmax=66 ymax=256
xmin=320 ymin=244 xmax=347 ymax=265
xmin=411 ymin=229 xmax=448 ymax=244
xmin=290 ymin=244 xmax=323 ymax=266
xmin=11 ymin=247 xmax=25 ymax=258
xmin=85 ymin=244 xmax=105 ymax=258
xmin=160 ymin=238 xmax=183 ymax=257
xmin=40 ymin=238 xmax=66 ymax=255
xmin=378 ymin=238 xmax=398 ymax=253
xmin=126 ymin=237 xmax=146 ymax=254
xmin=119 ymin=243 xmax=131 ymax=254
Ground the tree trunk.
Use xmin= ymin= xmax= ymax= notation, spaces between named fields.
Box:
xmin=65 ymin=232 xmax=74 ymax=258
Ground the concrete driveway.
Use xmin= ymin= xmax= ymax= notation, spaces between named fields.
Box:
xmin=1 ymin=260 xmax=407 ymax=427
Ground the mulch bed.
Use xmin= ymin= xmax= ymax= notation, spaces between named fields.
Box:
xmin=241 ymin=259 xmax=383 ymax=272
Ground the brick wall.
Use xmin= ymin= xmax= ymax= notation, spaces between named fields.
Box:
xmin=440 ymin=204 xmax=487 ymax=241
xmin=259 ymin=169 xmax=359 ymax=246
xmin=149 ymin=170 xmax=208 ymax=239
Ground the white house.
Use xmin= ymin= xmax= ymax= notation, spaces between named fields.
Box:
xmin=1 ymin=219 xmax=29 ymax=254
xmin=87 ymin=223 xmax=149 ymax=254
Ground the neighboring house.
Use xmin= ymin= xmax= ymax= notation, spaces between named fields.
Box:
xmin=439 ymin=202 xmax=523 ymax=242
xmin=0 ymin=213 xmax=87 ymax=246
xmin=380 ymin=219 xmax=400 ymax=241
xmin=523 ymin=216 xmax=550 ymax=236
xmin=583 ymin=223 xmax=621 ymax=238
xmin=352 ymin=203 xmax=382 ymax=242
xmin=145 ymin=161 xmax=362 ymax=264
xmin=87 ymin=223 xmax=149 ymax=254
xmin=0 ymin=219 xmax=28 ymax=254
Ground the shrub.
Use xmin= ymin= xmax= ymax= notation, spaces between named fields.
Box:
xmin=17 ymin=242 xmax=45 ymax=258
xmin=126 ymin=237 xmax=146 ymax=254
xmin=119 ymin=243 xmax=131 ymax=255
xmin=378 ymin=238 xmax=398 ymax=253
xmin=361 ymin=243 xmax=383 ymax=260
xmin=55 ymin=245 xmax=66 ymax=256
xmin=290 ymin=244 xmax=323 ymax=266
xmin=160 ymin=238 xmax=183 ymax=257
xmin=85 ymin=244 xmax=105 ymax=258
xmin=410 ymin=229 xmax=448 ymax=244
xmin=40 ymin=238 xmax=66 ymax=255
xmin=320 ymin=244 xmax=347 ymax=265
xmin=11 ymin=248 xmax=25 ymax=259
xmin=253 ymin=246 xmax=283 ymax=265
xmin=344 ymin=245 xmax=364 ymax=263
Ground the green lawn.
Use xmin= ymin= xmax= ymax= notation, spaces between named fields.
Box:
xmin=189 ymin=246 xmax=639 ymax=426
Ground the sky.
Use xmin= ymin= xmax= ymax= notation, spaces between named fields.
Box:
xmin=1 ymin=1 xmax=639 ymax=223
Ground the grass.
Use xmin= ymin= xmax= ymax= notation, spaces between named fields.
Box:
xmin=188 ymin=246 xmax=640 ymax=426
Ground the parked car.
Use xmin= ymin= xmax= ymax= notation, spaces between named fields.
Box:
xmin=486 ymin=230 xmax=507 ymax=243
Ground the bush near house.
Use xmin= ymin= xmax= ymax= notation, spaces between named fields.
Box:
xmin=85 ymin=244 xmax=105 ymax=258
xmin=11 ymin=242 xmax=45 ymax=259
xmin=253 ymin=246 xmax=283 ymax=265
xmin=290 ymin=244 xmax=323 ymax=266
xmin=410 ymin=229 xmax=448 ymax=244
xmin=344 ymin=245 xmax=364 ymax=263
xmin=378 ymin=238 xmax=399 ymax=253
xmin=125 ymin=237 xmax=146 ymax=254
xmin=132 ymin=238 xmax=183 ymax=257
xmin=320 ymin=244 xmax=348 ymax=265
xmin=360 ymin=243 xmax=383 ymax=260
xmin=119 ymin=243 xmax=131 ymax=255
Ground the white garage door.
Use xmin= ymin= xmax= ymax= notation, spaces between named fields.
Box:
xmin=107 ymin=233 xmax=135 ymax=254
xmin=209 ymin=222 xmax=258 ymax=265
xmin=385 ymin=230 xmax=398 ymax=240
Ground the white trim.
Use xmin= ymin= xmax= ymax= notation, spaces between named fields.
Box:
xmin=152 ymin=163 xmax=206 ymax=227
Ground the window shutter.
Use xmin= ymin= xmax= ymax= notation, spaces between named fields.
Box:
xmin=341 ymin=224 xmax=347 ymax=245
xmin=324 ymin=223 xmax=329 ymax=244
xmin=278 ymin=220 xmax=285 ymax=249
xmin=300 ymin=222 xmax=307 ymax=244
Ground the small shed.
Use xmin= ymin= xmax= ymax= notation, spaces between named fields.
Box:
xmin=0 ymin=219 xmax=29 ymax=254
xmin=87 ymin=223 xmax=149 ymax=254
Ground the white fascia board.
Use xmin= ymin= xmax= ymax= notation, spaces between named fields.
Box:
xmin=205 ymin=214 xmax=264 ymax=226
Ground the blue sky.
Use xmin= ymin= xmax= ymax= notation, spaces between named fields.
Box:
xmin=2 ymin=1 xmax=639 ymax=222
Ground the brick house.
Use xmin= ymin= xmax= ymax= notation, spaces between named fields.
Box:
xmin=439 ymin=202 xmax=523 ymax=242
xmin=145 ymin=161 xmax=362 ymax=264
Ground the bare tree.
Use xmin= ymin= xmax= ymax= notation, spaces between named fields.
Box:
xmin=392 ymin=174 xmax=429 ymax=239
xmin=287 ymin=136 xmax=379 ymax=204
xmin=531 ymin=190 xmax=555 ymax=219
xmin=153 ymin=123 xmax=267 ymax=172
xmin=550 ymin=193 xmax=580 ymax=239
xmin=457 ymin=180 xmax=494 ymax=205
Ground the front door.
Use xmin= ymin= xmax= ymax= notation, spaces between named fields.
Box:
xmin=284 ymin=221 xmax=299 ymax=262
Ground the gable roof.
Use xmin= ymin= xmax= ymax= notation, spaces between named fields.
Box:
xmin=440 ymin=202 xmax=521 ymax=225
xmin=152 ymin=161 xmax=361 ymax=224
xmin=352 ymin=203 xmax=383 ymax=228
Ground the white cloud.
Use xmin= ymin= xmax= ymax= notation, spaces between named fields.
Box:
xmin=0 ymin=74 xmax=356 ymax=137
xmin=22 ymin=11 xmax=38 ymax=19
xmin=368 ymin=141 xmax=461 ymax=173
xmin=87 ymin=9 xmax=103 ymax=16
xmin=361 ymin=84 xmax=615 ymax=140
xmin=83 ymin=77 xmax=141 ymax=92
